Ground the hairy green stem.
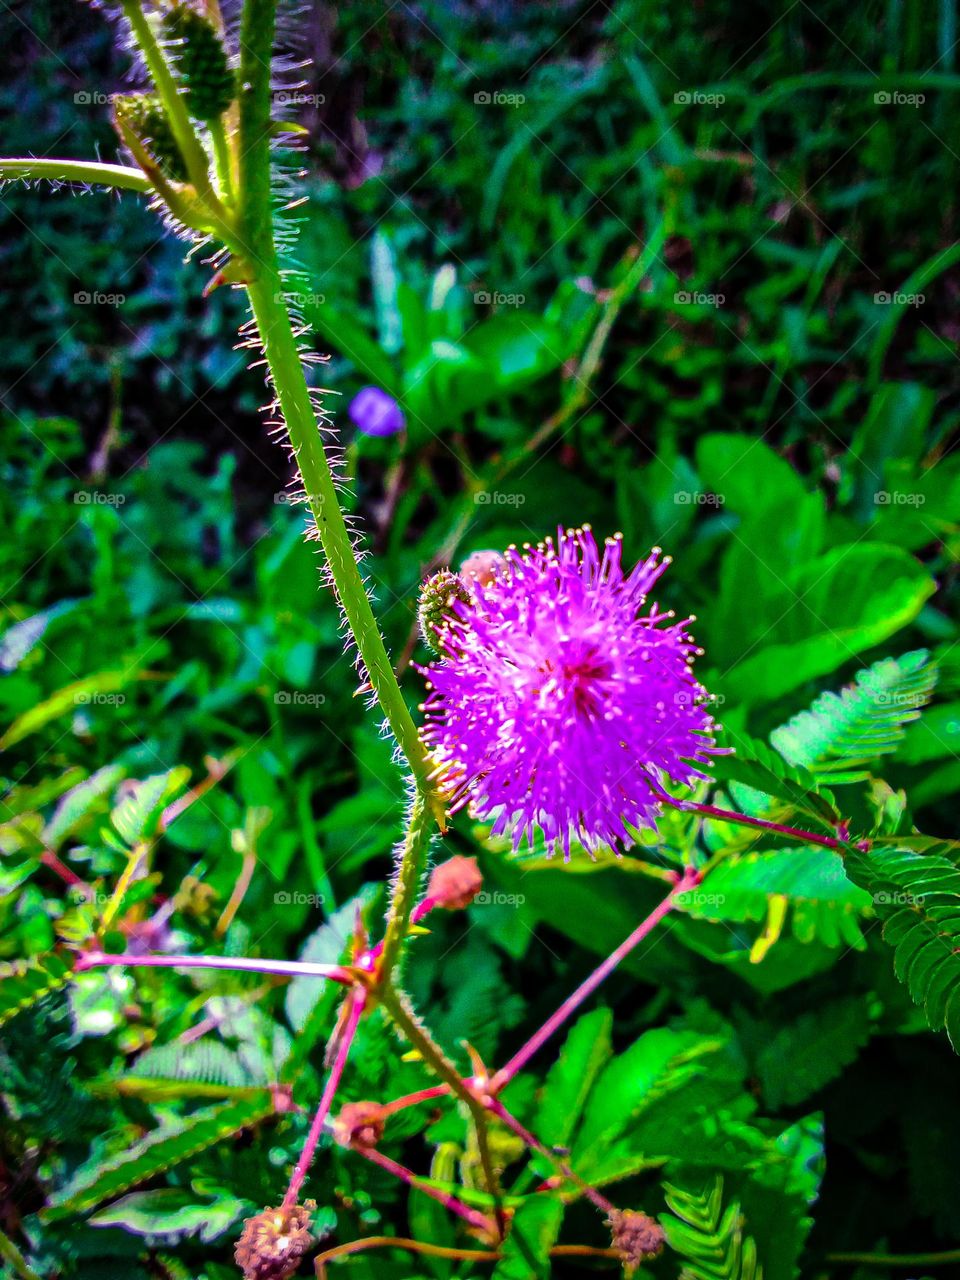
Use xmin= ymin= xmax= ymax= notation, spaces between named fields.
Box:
xmin=236 ymin=0 xmax=435 ymax=801
xmin=0 ymin=158 xmax=152 ymax=192
xmin=378 ymin=791 xmax=432 ymax=983
xmin=119 ymin=0 xmax=214 ymax=200
xmin=379 ymin=985 xmax=505 ymax=1235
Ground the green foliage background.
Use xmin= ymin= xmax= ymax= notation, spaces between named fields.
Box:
xmin=1 ymin=1 xmax=959 ymax=1278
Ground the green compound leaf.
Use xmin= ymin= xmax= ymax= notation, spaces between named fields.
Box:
xmin=844 ymin=844 xmax=960 ymax=1051
xmin=0 ymin=951 xmax=74 ymax=1029
xmin=679 ymin=848 xmax=871 ymax=950
xmin=662 ymin=1175 xmax=762 ymax=1280
xmin=770 ymin=649 xmax=937 ymax=783
xmin=755 ymin=997 xmax=874 ymax=1108
xmin=710 ymin=728 xmax=840 ymax=829
xmin=42 ymin=1093 xmax=274 ymax=1220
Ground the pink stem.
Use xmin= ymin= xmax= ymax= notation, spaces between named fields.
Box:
xmin=380 ymin=1084 xmax=450 ymax=1116
xmin=493 ymin=866 xmax=700 ymax=1089
xmin=355 ymin=1145 xmax=494 ymax=1234
xmin=76 ymin=950 xmax=352 ymax=984
xmin=487 ymin=1099 xmax=616 ymax=1216
xmin=675 ymin=799 xmax=842 ymax=850
xmin=283 ymin=990 xmax=365 ymax=1210
xmin=641 ymin=769 xmax=845 ymax=851
xmin=41 ymin=849 xmax=91 ymax=892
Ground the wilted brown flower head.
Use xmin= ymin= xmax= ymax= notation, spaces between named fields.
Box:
xmin=235 ymin=1203 xmax=315 ymax=1280
xmin=607 ymin=1209 xmax=666 ymax=1274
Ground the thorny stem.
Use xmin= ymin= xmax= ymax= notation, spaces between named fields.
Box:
xmin=378 ymin=791 xmax=432 ymax=984
xmin=238 ymin=0 xmax=430 ymax=782
xmin=283 ymin=990 xmax=365 ymax=1210
xmin=670 ymin=798 xmax=847 ymax=851
xmin=378 ymin=985 xmax=506 ymax=1238
xmin=493 ymin=865 xmax=700 ymax=1089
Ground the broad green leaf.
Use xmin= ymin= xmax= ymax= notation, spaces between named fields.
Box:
xmin=536 ymin=1008 xmax=613 ymax=1148
xmin=720 ymin=544 xmax=935 ymax=703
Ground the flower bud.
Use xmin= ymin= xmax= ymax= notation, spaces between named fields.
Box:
xmin=113 ymin=94 xmax=188 ymax=182
xmin=606 ymin=1209 xmax=665 ymax=1275
xmin=234 ymin=1203 xmax=315 ymax=1280
xmin=333 ymin=1100 xmax=386 ymax=1149
xmin=459 ymin=549 xmax=506 ymax=588
xmin=418 ymin=570 xmax=472 ymax=655
xmin=162 ymin=4 xmax=235 ymax=122
xmin=427 ymin=855 xmax=483 ymax=910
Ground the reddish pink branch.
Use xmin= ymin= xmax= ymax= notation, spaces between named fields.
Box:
xmin=283 ymin=990 xmax=365 ymax=1210
xmin=76 ymin=950 xmax=352 ymax=984
xmin=354 ymin=1145 xmax=494 ymax=1234
xmin=380 ymin=1085 xmax=450 ymax=1117
xmin=41 ymin=849 xmax=91 ymax=893
xmin=641 ymin=768 xmax=847 ymax=851
xmin=492 ymin=866 xmax=700 ymax=1089
xmin=487 ymin=1099 xmax=616 ymax=1216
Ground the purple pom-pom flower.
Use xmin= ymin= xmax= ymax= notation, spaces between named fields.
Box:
xmin=419 ymin=527 xmax=721 ymax=858
xmin=348 ymin=386 xmax=405 ymax=437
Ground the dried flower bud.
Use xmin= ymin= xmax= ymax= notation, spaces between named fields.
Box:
xmin=606 ymin=1209 xmax=666 ymax=1275
xmin=427 ymin=855 xmax=483 ymax=910
xmin=333 ymin=1100 xmax=386 ymax=1149
xmin=418 ymin=570 xmax=472 ymax=655
xmin=235 ymin=1203 xmax=315 ymax=1280
xmin=113 ymin=94 xmax=188 ymax=182
xmin=163 ymin=4 xmax=235 ymax=122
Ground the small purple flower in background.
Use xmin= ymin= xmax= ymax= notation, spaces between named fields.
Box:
xmin=420 ymin=526 xmax=721 ymax=858
xmin=348 ymin=386 xmax=405 ymax=437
